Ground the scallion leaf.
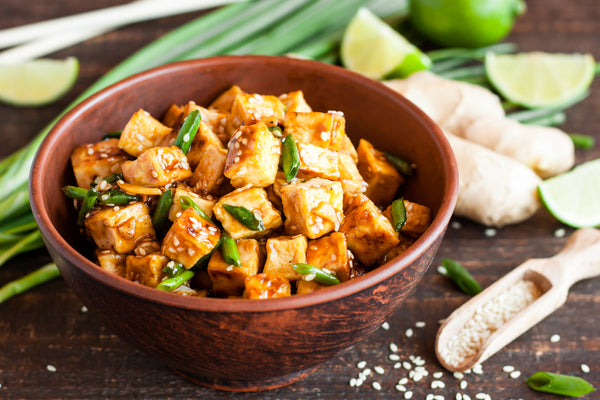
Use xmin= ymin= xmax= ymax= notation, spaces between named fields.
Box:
xmin=526 ymin=371 xmax=595 ymax=397
xmin=173 ymin=109 xmax=201 ymax=154
xmin=568 ymin=133 xmax=595 ymax=149
xmin=391 ymin=198 xmax=407 ymax=231
xmin=102 ymin=131 xmax=122 ymax=140
xmin=156 ymin=269 xmax=195 ymax=292
xmin=221 ymin=232 xmax=241 ymax=267
xmin=222 ymin=204 xmax=265 ymax=231
xmin=442 ymin=258 xmax=482 ymax=295
xmin=385 ymin=152 xmax=414 ymax=176
xmin=162 ymin=261 xmax=184 ymax=279
xmin=282 ymin=134 xmax=300 ymax=182
xmin=293 ymin=263 xmax=340 ymax=286
xmin=179 ymin=195 xmax=211 ymax=222
xmin=77 ymin=189 xmax=98 ymax=226
xmin=153 ymin=189 xmax=173 ymax=233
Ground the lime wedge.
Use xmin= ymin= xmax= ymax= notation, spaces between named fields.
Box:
xmin=341 ymin=7 xmax=431 ymax=80
xmin=538 ymin=159 xmax=600 ymax=228
xmin=0 ymin=57 xmax=79 ymax=107
xmin=485 ymin=52 xmax=595 ymax=108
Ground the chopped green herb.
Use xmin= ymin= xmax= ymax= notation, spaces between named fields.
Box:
xmin=179 ymin=195 xmax=211 ymax=221
xmin=442 ymin=258 xmax=482 ymax=295
xmin=173 ymin=109 xmax=201 ymax=154
xmin=222 ymin=204 xmax=265 ymax=231
xmin=156 ymin=269 xmax=195 ymax=292
xmin=391 ymin=198 xmax=407 ymax=231
xmin=77 ymin=189 xmax=98 ymax=226
xmin=282 ymin=134 xmax=300 ymax=182
xmin=293 ymin=263 xmax=340 ymax=286
xmin=568 ymin=133 xmax=595 ymax=149
xmin=153 ymin=189 xmax=173 ymax=233
xmin=162 ymin=261 xmax=184 ymax=279
xmin=385 ymin=152 xmax=414 ymax=176
xmin=526 ymin=371 xmax=595 ymax=397
xmin=102 ymin=131 xmax=122 ymax=140
xmin=221 ymin=231 xmax=241 ymax=267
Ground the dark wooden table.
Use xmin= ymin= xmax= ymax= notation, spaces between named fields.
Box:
xmin=0 ymin=1 xmax=598 ymax=399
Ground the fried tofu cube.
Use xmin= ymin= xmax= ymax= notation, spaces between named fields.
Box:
xmin=224 ymin=122 xmax=281 ymax=188
xmin=338 ymin=153 xmax=367 ymax=194
xmin=297 ymin=142 xmax=340 ymax=180
xmin=262 ymin=234 xmax=307 ymax=281
xmin=185 ymin=123 xmax=226 ymax=170
xmin=379 ymin=234 xmax=415 ymax=264
xmin=209 ymin=85 xmax=245 ymax=114
xmin=339 ymin=198 xmax=400 ymax=266
xmin=121 ymin=146 xmax=192 ymax=187
xmin=161 ymin=104 xmax=184 ymax=128
xmin=343 ymin=192 xmax=370 ymax=214
xmin=339 ymin=133 xmax=359 ymax=163
xmin=357 ymin=139 xmax=404 ymax=207
xmin=168 ymin=184 xmax=216 ymax=222
xmin=161 ymin=207 xmax=221 ymax=269
xmin=134 ymin=239 xmax=161 ymax=256
xmin=213 ymin=186 xmax=282 ymax=240
xmin=85 ymin=203 xmax=156 ymax=254
xmin=283 ymin=112 xmax=347 ymax=150
xmin=181 ymin=101 xmax=228 ymax=140
xmin=244 ymin=273 xmax=291 ymax=299
xmin=280 ymin=178 xmax=344 ymax=239
xmin=207 ymin=239 xmax=262 ymax=297
xmin=125 ymin=253 xmax=168 ymax=288
xmin=226 ymin=93 xmax=285 ymax=135
xmin=279 ymin=90 xmax=312 ymax=113
xmin=383 ymin=200 xmax=432 ymax=238
xmin=118 ymin=109 xmax=172 ymax=157
xmin=95 ymin=249 xmax=126 ymax=277
xmin=70 ymin=139 xmax=129 ymax=189
xmin=296 ymin=279 xmax=328 ymax=295
xmin=190 ymin=144 xmax=228 ymax=196
xmin=306 ymin=232 xmax=350 ymax=282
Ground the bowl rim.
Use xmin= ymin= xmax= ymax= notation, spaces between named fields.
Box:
xmin=30 ymin=55 xmax=458 ymax=312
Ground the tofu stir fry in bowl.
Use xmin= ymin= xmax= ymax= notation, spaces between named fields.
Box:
xmin=63 ymin=85 xmax=432 ymax=299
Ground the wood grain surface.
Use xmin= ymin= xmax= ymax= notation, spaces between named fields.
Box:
xmin=0 ymin=1 xmax=598 ymax=399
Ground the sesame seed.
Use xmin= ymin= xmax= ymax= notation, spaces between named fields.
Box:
xmin=389 ymin=354 xmax=400 ymax=361
xmin=394 ymin=362 xmax=402 ymax=369
xmin=399 ymin=377 xmax=408 ymax=385
xmin=456 ymin=394 xmax=462 ymax=400
xmin=87 ymin=147 xmax=94 ymax=155
xmin=475 ymin=394 xmax=487 ymax=400
xmin=396 ymin=384 xmax=406 ymax=392
xmin=403 ymin=361 xmax=412 ymax=370
xmin=372 ymin=382 xmax=381 ymax=391
xmin=434 ymin=396 xmax=445 ymax=400
xmin=581 ymin=363 xmax=590 ymax=373
xmin=433 ymin=371 xmax=443 ymax=379
xmin=355 ymin=378 xmax=363 ymax=387
xmin=431 ymin=380 xmax=445 ymax=389
xmin=427 ymin=395 xmax=435 ymax=400
xmin=412 ymin=373 xmax=424 ymax=382
xmin=404 ymin=391 xmax=413 ymax=399
xmin=550 ymin=334 xmax=561 ymax=343
xmin=405 ymin=328 xmax=414 ymax=338
xmin=451 ymin=221 xmax=462 ymax=229
xmin=437 ymin=266 xmax=448 ymax=275
xmin=362 ymin=368 xmax=371 ymax=376
xmin=484 ymin=228 xmax=497 ymax=237
xmin=183 ymin=133 xmax=190 ymax=142
xmin=462 ymin=395 xmax=471 ymax=400
xmin=415 ymin=321 xmax=426 ymax=328
xmin=389 ymin=343 xmax=399 ymax=352
xmin=381 ymin=322 xmax=390 ymax=330
xmin=460 ymin=380 xmax=467 ymax=389
xmin=357 ymin=361 xmax=367 ymax=369
xmin=151 ymin=170 xmax=159 ymax=178
xmin=509 ymin=371 xmax=521 ymax=379
xmin=80 ymin=306 xmax=88 ymax=313
xmin=303 ymin=273 xmax=316 ymax=281
xmin=453 ymin=372 xmax=464 ymax=379
xmin=374 ymin=366 xmax=385 ymax=375
xmin=46 ymin=365 xmax=57 ymax=372
xmin=554 ymin=228 xmax=566 ymax=238
xmin=502 ymin=365 xmax=514 ymax=372
xmin=349 ymin=378 xmax=356 ymax=387
xmin=472 ymin=364 xmax=483 ymax=374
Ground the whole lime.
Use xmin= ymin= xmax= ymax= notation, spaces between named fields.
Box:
xmin=409 ymin=0 xmax=526 ymax=48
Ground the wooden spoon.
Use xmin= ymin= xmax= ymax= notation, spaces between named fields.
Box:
xmin=435 ymin=228 xmax=600 ymax=372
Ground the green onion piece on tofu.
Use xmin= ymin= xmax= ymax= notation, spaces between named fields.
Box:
xmin=222 ymin=204 xmax=265 ymax=231
xmin=385 ymin=152 xmax=414 ymax=176
xmin=268 ymin=125 xmax=283 ymax=138
xmin=153 ymin=189 xmax=173 ymax=233
xmin=526 ymin=372 xmax=595 ymax=397
xmin=293 ymin=263 xmax=340 ymax=286
xmin=174 ymin=109 xmax=201 ymax=154
xmin=282 ymin=134 xmax=300 ymax=182
xmin=62 ymin=185 xmax=88 ymax=201
xmin=102 ymin=130 xmax=122 ymax=140
xmin=193 ymin=234 xmax=223 ymax=270
xmin=568 ymin=133 xmax=595 ymax=149
xmin=98 ymin=190 xmax=141 ymax=205
xmin=90 ymin=173 xmax=123 ymax=187
xmin=391 ymin=198 xmax=407 ymax=231
xmin=77 ymin=189 xmax=98 ymax=226
xmin=221 ymin=231 xmax=241 ymax=267
xmin=162 ymin=261 xmax=184 ymax=279
xmin=179 ymin=195 xmax=211 ymax=222
xmin=156 ymin=269 xmax=195 ymax=292
xmin=442 ymin=258 xmax=482 ymax=295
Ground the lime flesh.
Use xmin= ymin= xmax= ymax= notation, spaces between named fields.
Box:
xmin=0 ymin=57 xmax=79 ymax=107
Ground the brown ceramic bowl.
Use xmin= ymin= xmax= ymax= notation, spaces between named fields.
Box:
xmin=30 ymin=55 xmax=458 ymax=391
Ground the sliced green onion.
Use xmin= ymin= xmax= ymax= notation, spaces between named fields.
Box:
xmin=441 ymin=258 xmax=482 ymax=295
xmin=153 ymin=189 xmax=173 ymax=233
xmin=221 ymin=232 xmax=241 ymax=267
xmin=102 ymin=131 xmax=122 ymax=140
xmin=385 ymin=152 xmax=414 ymax=176
xmin=293 ymin=263 xmax=340 ymax=286
xmin=98 ymin=190 xmax=141 ymax=205
xmin=282 ymin=134 xmax=300 ymax=182
xmin=193 ymin=234 xmax=223 ymax=270
xmin=526 ymin=371 xmax=595 ymax=397
xmin=268 ymin=125 xmax=283 ymax=138
xmin=179 ymin=195 xmax=211 ymax=222
xmin=521 ymin=111 xmax=566 ymax=127
xmin=77 ymin=189 xmax=98 ymax=226
xmin=0 ymin=263 xmax=61 ymax=304
xmin=568 ymin=133 xmax=595 ymax=149
xmin=90 ymin=173 xmax=123 ymax=187
xmin=162 ymin=261 xmax=184 ymax=279
xmin=391 ymin=198 xmax=407 ymax=231
xmin=156 ymin=269 xmax=195 ymax=292
xmin=0 ymin=230 xmax=44 ymax=267
xmin=173 ymin=109 xmax=201 ymax=154
xmin=62 ymin=185 xmax=88 ymax=201
xmin=222 ymin=204 xmax=265 ymax=231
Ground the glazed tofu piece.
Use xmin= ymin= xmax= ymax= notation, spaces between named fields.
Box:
xmin=161 ymin=104 xmax=184 ymax=128
xmin=181 ymin=101 xmax=228 ymax=141
xmin=306 ymin=232 xmax=350 ymax=282
xmin=283 ymin=112 xmax=346 ymax=151
xmin=279 ymin=91 xmax=312 ymax=113
xmin=338 ymin=152 xmax=367 ymax=194
xmin=85 ymin=203 xmax=156 ymax=254
xmin=213 ymin=186 xmax=283 ymax=240
xmin=379 ymin=234 xmax=415 ymax=264
xmin=280 ymin=178 xmax=344 ymax=239
xmin=297 ymin=142 xmax=340 ymax=180
xmin=190 ymin=144 xmax=228 ymax=195
xmin=70 ymin=139 xmax=129 ymax=189
xmin=161 ymin=207 xmax=221 ymax=269
xmin=357 ymin=139 xmax=404 ymax=207
xmin=118 ymin=109 xmax=172 ymax=157
xmin=185 ymin=122 xmax=226 ymax=170
xmin=209 ymin=84 xmax=244 ymax=114
xmin=95 ymin=249 xmax=126 ymax=277
xmin=339 ymin=198 xmax=400 ymax=266
xmin=262 ymin=235 xmax=307 ymax=281
xmin=223 ymin=122 xmax=281 ymax=188
xmin=207 ymin=239 xmax=262 ymax=297
xmin=383 ymin=200 xmax=432 ymax=238
xmin=125 ymin=253 xmax=168 ymax=288
xmin=226 ymin=93 xmax=285 ymax=135
xmin=133 ymin=239 xmax=161 ymax=257
xmin=244 ymin=273 xmax=291 ymax=299
xmin=121 ymin=146 xmax=192 ymax=187
xmin=296 ymin=279 xmax=328 ymax=295
xmin=168 ymin=184 xmax=216 ymax=222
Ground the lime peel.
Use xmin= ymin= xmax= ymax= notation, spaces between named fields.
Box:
xmin=0 ymin=57 xmax=79 ymax=107
xmin=538 ymin=159 xmax=600 ymax=228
